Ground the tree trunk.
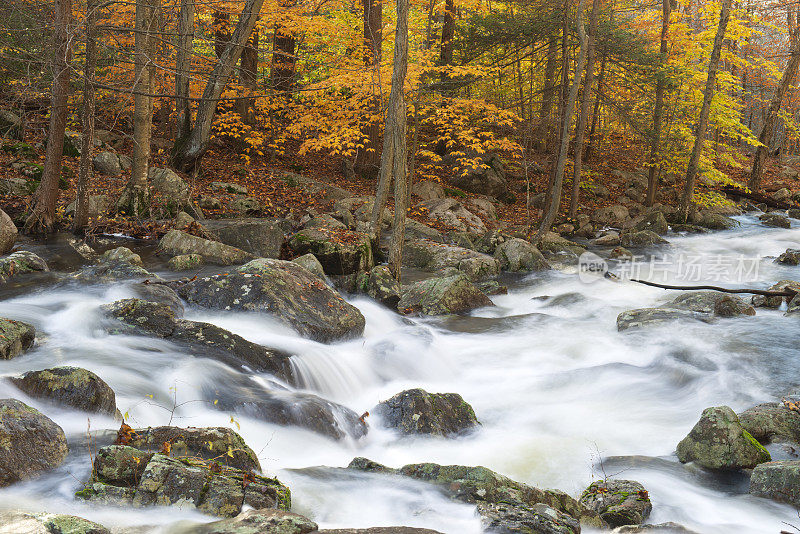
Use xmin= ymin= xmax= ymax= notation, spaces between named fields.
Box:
xmin=73 ymin=0 xmax=99 ymax=233
xmin=354 ymin=0 xmax=382 ymax=179
xmin=585 ymin=46 xmax=607 ymax=159
xmin=119 ymin=0 xmax=161 ymax=216
xmin=535 ymin=0 xmax=588 ymax=240
xmin=440 ymin=0 xmax=455 ymax=70
xmin=213 ymin=11 xmax=231 ymax=59
xmin=25 ymin=0 xmax=72 ymax=234
xmin=171 ymin=0 xmax=266 ymax=171
xmin=237 ymin=27 xmax=259 ymax=123
xmin=645 ymin=0 xmax=673 ymax=206
xmin=270 ymin=0 xmax=297 ymax=94
xmin=175 ymin=0 xmax=194 ymax=142
xmin=679 ymin=0 xmax=732 ymax=221
xmin=748 ymin=10 xmax=800 ymax=191
xmin=568 ymin=0 xmax=600 ymax=218
xmin=386 ymin=0 xmax=409 ymax=281
xmin=536 ymin=34 xmax=558 ymax=151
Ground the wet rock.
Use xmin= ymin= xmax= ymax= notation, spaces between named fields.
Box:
xmin=617 ymin=308 xmax=715 ymax=331
xmin=178 ymin=259 xmax=366 ymax=343
xmin=398 ymin=274 xmax=493 ymax=316
xmin=10 ymin=366 xmax=117 ymax=415
xmin=698 ymin=212 xmax=738 ymax=230
xmin=292 ymin=253 xmax=326 ymax=279
xmin=752 ymin=280 xmax=800 ymax=309
xmin=210 ymin=181 xmax=248 ymax=195
xmin=72 ymin=259 xmax=153 ymax=283
xmin=0 ymin=318 xmax=35 ymax=359
xmin=738 ymin=403 xmax=800 ymax=444
xmin=374 ymin=388 xmax=479 ymax=437
xmin=494 ymin=238 xmax=549 ymax=272
xmin=159 ymin=230 xmax=254 ymax=266
xmin=287 ymin=228 xmax=374 ymax=276
xmin=451 ymin=153 xmax=515 ymax=204
xmin=749 ymin=460 xmax=800 ymax=507
xmin=92 ymin=151 xmax=123 ymax=176
xmin=413 ymin=198 xmax=487 ymax=234
xmin=78 ymin=446 xmax=290 ymax=518
xmin=191 ymin=509 xmax=317 ymax=534
xmin=0 ymin=510 xmax=109 ymax=534
xmin=0 ymin=209 xmax=17 ymax=254
xmin=168 ymin=253 xmax=205 ymax=271
xmin=347 ymin=457 xmax=395 ymax=473
xmin=130 ymin=282 xmax=184 ymax=316
xmin=0 ymin=250 xmax=48 ymax=282
xmin=776 ymin=248 xmax=800 ymax=265
xmin=619 ymin=230 xmax=668 ymax=248
xmin=676 ymin=406 xmax=771 ymax=470
xmin=610 ymin=247 xmax=633 ymax=260
xmin=477 ymin=501 xmax=580 ymax=534
xmin=592 ymin=231 xmax=620 ymax=246
xmin=128 ymin=426 xmax=260 ymax=471
xmin=759 ymin=212 xmax=791 ymax=228
xmin=788 ymin=208 xmax=800 ymax=219
xmin=580 ymin=479 xmax=652 ymax=527
xmin=0 ymin=398 xmax=68 ymax=486
xmin=617 ymin=292 xmax=754 ymax=331
xmin=634 ymin=211 xmax=669 ymax=235
xmin=671 ymin=223 xmax=709 ymax=234
xmin=592 ymin=205 xmax=629 ymax=225
xmin=102 ymin=299 xmax=294 ymax=379
xmin=200 ymin=218 xmax=291 ymax=259
xmin=321 ymin=529 xmax=443 ymax=534
xmin=404 ymin=239 xmax=500 ymax=281
xmin=537 ymin=232 xmax=586 ymax=257
xmin=412 ymin=180 xmax=445 ymax=201
xmin=101 ymin=246 xmax=142 ymax=266
xmin=612 ymin=524 xmax=699 ymax=533
xmin=363 ymin=265 xmax=401 ymax=307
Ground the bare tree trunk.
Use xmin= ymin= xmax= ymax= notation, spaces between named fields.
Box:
xmin=748 ymin=9 xmax=800 ymax=191
xmin=568 ymin=0 xmax=600 ymax=218
xmin=354 ymin=0 xmax=382 ymax=178
xmin=25 ymin=0 xmax=72 ymax=234
xmin=213 ymin=11 xmax=231 ymax=58
xmin=175 ymin=0 xmax=194 ymax=142
xmin=171 ymin=0 xmax=266 ymax=171
xmin=118 ymin=0 xmax=161 ymax=216
xmin=237 ymin=27 xmax=259 ymax=123
xmin=270 ymin=0 xmax=297 ymax=94
xmin=386 ymin=0 xmax=409 ymax=281
xmin=535 ymin=0 xmax=588 ymax=240
xmin=73 ymin=0 xmax=99 ymax=232
xmin=585 ymin=46 xmax=607 ymax=159
xmin=440 ymin=0 xmax=455 ymax=72
xmin=679 ymin=0 xmax=732 ymax=221
xmin=645 ymin=0 xmax=673 ymax=206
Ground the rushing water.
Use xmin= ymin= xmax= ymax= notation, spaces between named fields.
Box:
xmin=0 ymin=215 xmax=799 ymax=533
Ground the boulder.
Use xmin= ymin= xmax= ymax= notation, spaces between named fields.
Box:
xmin=229 ymin=196 xmax=262 ymax=213
xmin=168 ymin=253 xmax=204 ymax=271
xmin=788 ymin=208 xmax=800 ymax=219
xmin=634 ymin=211 xmax=669 ymax=235
xmin=303 ymin=214 xmax=348 ymax=230
xmin=738 ymin=402 xmax=800 ymax=444
xmin=71 ymin=260 xmax=153 ymax=283
xmin=593 ymin=184 xmax=611 ymax=199
xmin=0 ymin=398 xmax=68 ymax=486
xmin=363 ymin=265 xmax=401 ymax=308
xmin=0 ymin=318 xmax=35 ymax=359
xmin=65 ymin=194 xmax=113 ymax=219
xmin=451 ymin=153 xmax=515 ymax=204
xmin=749 ymin=460 xmax=800 ymax=507
xmin=412 ymin=180 xmax=445 ymax=201
xmin=404 ymin=219 xmax=444 ymax=243
xmin=203 ymin=218 xmax=291 ymax=259
xmin=404 ymin=239 xmax=500 ymax=281
xmin=413 ymin=198 xmax=487 ymax=234
xmin=397 ymin=274 xmax=493 ymax=316
xmin=494 ymin=238 xmax=549 ymax=272
xmin=0 ymin=110 xmax=21 ymax=138
xmin=776 ymin=249 xmax=800 ymax=265
xmin=292 ymin=253 xmax=326 ymax=279
xmin=78 ymin=445 xmax=290 ymax=517
xmin=159 ymin=230 xmax=254 ymax=266
xmin=280 ymin=172 xmax=352 ymax=202
xmin=210 ymin=181 xmax=248 ymax=195
xmin=333 ymin=196 xmax=392 ymax=227
xmin=321 ymin=529 xmax=442 ymax=534
xmin=580 ymin=479 xmax=652 ymax=527
xmin=10 ymin=366 xmax=117 ymax=415
xmin=92 ymin=151 xmax=123 ymax=176
xmin=592 ymin=205 xmax=629 ymax=225
xmin=592 ymin=232 xmax=620 ymax=246
xmin=774 ymin=188 xmax=792 ymax=202
xmin=537 ymin=232 xmax=586 ymax=256
xmin=178 ymin=259 xmax=366 ymax=343
xmin=199 ymin=195 xmax=223 ymax=209
xmin=0 ymin=511 xmax=109 ymax=534
xmin=759 ymin=212 xmax=791 ymax=228
xmin=617 ymin=292 xmax=754 ymax=331
xmin=0 ymin=250 xmax=48 ymax=282
xmin=465 ymin=197 xmax=497 ymax=220
xmin=752 ymin=280 xmax=800 ymax=309
xmin=130 ymin=282 xmax=184 ymax=316
xmin=101 ymin=246 xmax=142 ymax=266
xmin=0 ymin=177 xmax=33 ymax=196
xmin=287 ymin=228 xmax=374 ymax=276
xmin=617 ymin=308 xmax=715 ymax=331
xmin=612 ymin=524 xmax=699 ymax=533
xmin=150 ymin=167 xmax=189 ymax=202
xmin=374 ymin=388 xmax=479 ymax=436
xmin=0 ymin=209 xmax=17 ymax=254
xmin=477 ymin=501 xmax=580 ymax=534
xmin=619 ymin=230 xmax=668 ymax=248
xmin=190 ymin=509 xmax=318 ymax=534
xmin=676 ymin=406 xmax=770 ymax=470
xmin=698 ymin=212 xmax=738 ymax=231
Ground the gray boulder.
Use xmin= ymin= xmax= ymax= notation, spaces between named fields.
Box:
xmin=159 ymin=230 xmax=254 ymax=266
xmin=397 ymin=274 xmax=493 ymax=316
xmin=617 ymin=308 xmax=716 ymax=331
xmin=0 ymin=318 xmax=35 ymax=359
xmin=580 ymin=479 xmax=652 ymax=527
xmin=0 ymin=209 xmax=17 ymax=254
xmin=750 ymin=460 xmax=800 ymax=507
xmin=168 ymin=253 xmax=204 ymax=271
xmin=374 ymin=388 xmax=479 ymax=437
xmin=759 ymin=212 xmax=791 ymax=228
xmin=612 ymin=524 xmax=699 ymax=533
xmin=190 ymin=509 xmax=318 ymax=534
xmin=10 ymin=366 xmax=117 ymax=415
xmin=0 ymin=250 xmax=48 ymax=282
xmin=412 ymin=180 xmax=446 ymax=201
xmin=150 ymin=167 xmax=189 ymax=202
xmin=617 ymin=292 xmax=754 ymax=331
xmin=413 ymin=198 xmax=487 ymax=234
xmin=477 ymin=501 xmax=580 ymax=534
xmin=634 ymin=211 xmax=669 ymax=235
xmin=451 ymin=153 xmax=515 ymax=204
xmin=404 ymin=239 xmax=500 ymax=281
xmin=101 ymin=246 xmax=142 ymax=266
xmin=619 ymin=230 xmax=668 ymax=248
xmin=178 ymin=259 xmax=366 ymax=343
xmin=0 ymin=177 xmax=33 ymax=196
xmin=210 ymin=181 xmax=248 ymax=195
xmin=776 ymin=249 xmax=800 ymax=265
xmin=229 ymin=196 xmax=262 ymax=213
xmin=698 ymin=212 xmax=738 ymax=230
xmin=738 ymin=402 xmax=800 ymax=444
xmin=292 ymin=253 xmax=326 ymax=279
xmin=592 ymin=205 xmax=629 ymax=225
xmin=203 ymin=218 xmax=291 ymax=259
xmin=363 ymin=265 xmax=401 ymax=308
xmin=92 ymin=151 xmax=123 ymax=176
xmin=0 ymin=511 xmax=109 ymax=534
xmin=65 ymin=194 xmax=113 ymax=219
xmin=676 ymin=406 xmax=770 ymax=470
xmin=0 ymin=399 xmax=68 ymax=486
xmin=287 ymin=228 xmax=374 ymax=275
xmin=494 ymin=238 xmax=549 ymax=272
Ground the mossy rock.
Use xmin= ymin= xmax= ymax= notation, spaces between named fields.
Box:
xmin=0 ymin=317 xmax=35 ymax=359
xmin=374 ymin=388 xmax=479 ymax=437
xmin=10 ymin=366 xmax=118 ymax=415
xmin=579 ymin=479 xmax=652 ymax=527
xmin=397 ymin=274 xmax=493 ymax=316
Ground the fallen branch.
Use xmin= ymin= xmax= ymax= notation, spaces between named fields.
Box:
xmin=630 ymin=278 xmax=798 ymax=298
xmin=719 ymin=185 xmax=794 ymax=210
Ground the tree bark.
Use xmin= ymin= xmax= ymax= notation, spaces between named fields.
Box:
xmin=119 ymin=0 xmax=161 ymax=216
xmin=679 ymin=0 xmax=732 ymax=221
xmin=568 ymin=0 xmax=600 ymax=218
xmin=237 ymin=27 xmax=259 ymax=123
xmin=171 ymin=0 xmax=266 ymax=171
xmin=585 ymin=45 xmax=607 ymax=159
xmin=25 ymin=0 xmax=72 ymax=234
xmin=440 ymin=0 xmax=455 ymax=70
xmin=748 ymin=9 xmax=800 ymax=191
xmin=355 ymin=0 xmax=382 ymax=179
xmin=73 ymin=0 xmax=99 ymax=233
xmin=645 ymin=0 xmax=673 ymax=206
xmin=175 ymin=0 xmax=194 ymax=142
xmin=270 ymin=0 xmax=297 ymax=94
xmin=535 ymin=0 xmax=588 ymax=240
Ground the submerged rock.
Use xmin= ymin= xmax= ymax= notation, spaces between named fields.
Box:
xmin=738 ymin=402 xmax=800 ymax=444
xmin=397 ymin=274 xmax=493 ymax=316
xmin=749 ymin=460 xmax=800 ymax=507
xmin=617 ymin=292 xmax=754 ymax=331
xmin=0 ymin=398 xmax=69 ymax=486
xmin=10 ymin=366 xmax=117 ymax=415
xmin=759 ymin=212 xmax=791 ymax=228
xmin=580 ymin=479 xmax=652 ymax=527
xmin=612 ymin=524 xmax=699 ymax=533
xmin=404 ymin=239 xmax=500 ymax=281
xmin=0 ymin=318 xmax=35 ymax=359
xmin=617 ymin=308 xmax=715 ymax=331
xmin=159 ymin=230 xmax=254 ymax=266
xmin=178 ymin=259 xmax=366 ymax=343
xmin=0 ymin=510 xmax=109 ymax=534
xmin=374 ymin=388 xmax=479 ymax=437
xmin=190 ymin=509 xmax=318 ymax=534
xmin=78 ymin=445 xmax=290 ymax=518
xmin=478 ymin=501 xmax=580 ymax=534
xmin=676 ymin=406 xmax=770 ymax=470
xmin=776 ymin=249 xmax=800 ymax=266
xmin=287 ymin=227 xmax=374 ymax=276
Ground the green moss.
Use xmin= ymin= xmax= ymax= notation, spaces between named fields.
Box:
xmin=744 ymin=429 xmax=771 ymax=462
